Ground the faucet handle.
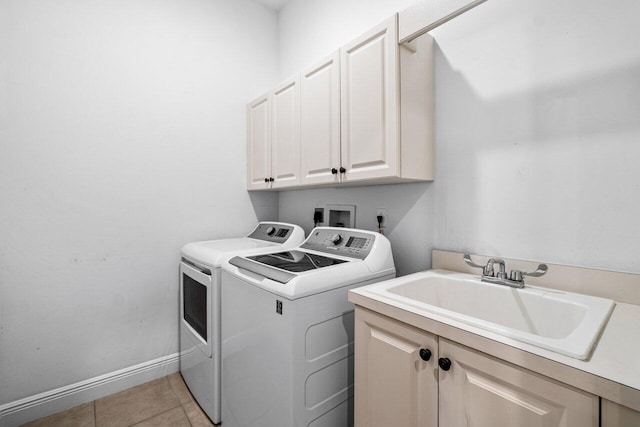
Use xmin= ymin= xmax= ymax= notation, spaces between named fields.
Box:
xmin=463 ymin=253 xmax=484 ymax=269
xmin=509 ymin=264 xmax=548 ymax=282
xmin=522 ymin=263 xmax=548 ymax=277
xmin=463 ymin=253 xmax=493 ymax=276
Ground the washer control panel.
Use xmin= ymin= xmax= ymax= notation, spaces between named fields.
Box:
xmin=301 ymin=228 xmax=375 ymax=259
xmin=248 ymin=223 xmax=294 ymax=243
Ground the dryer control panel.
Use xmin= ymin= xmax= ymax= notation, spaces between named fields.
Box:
xmin=301 ymin=228 xmax=375 ymax=259
xmin=247 ymin=223 xmax=295 ymax=243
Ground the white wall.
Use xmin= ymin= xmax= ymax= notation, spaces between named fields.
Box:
xmin=429 ymin=0 xmax=640 ymax=271
xmin=277 ymin=0 xmax=640 ymax=275
xmin=0 ymin=0 xmax=279 ymax=405
xmin=278 ymin=0 xmax=417 ymax=79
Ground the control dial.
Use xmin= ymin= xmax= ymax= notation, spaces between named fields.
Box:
xmin=266 ymin=226 xmax=276 ymax=236
xmin=331 ymin=234 xmax=343 ymax=245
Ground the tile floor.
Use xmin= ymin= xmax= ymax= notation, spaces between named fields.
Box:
xmin=22 ymin=373 xmax=218 ymax=427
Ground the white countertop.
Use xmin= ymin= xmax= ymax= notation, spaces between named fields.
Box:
xmin=349 ymin=273 xmax=640 ymax=411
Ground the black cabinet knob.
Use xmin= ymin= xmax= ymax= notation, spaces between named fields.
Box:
xmin=419 ymin=348 xmax=432 ymax=361
xmin=339 ymin=166 xmax=346 ymax=173
xmin=264 ymin=178 xmax=269 ymax=183
xmin=331 ymin=168 xmax=338 ymax=174
xmin=269 ymin=177 xmax=274 ymax=182
xmin=438 ymin=357 xmax=452 ymax=371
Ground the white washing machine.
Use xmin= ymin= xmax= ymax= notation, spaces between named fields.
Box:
xmin=221 ymin=227 xmax=396 ymax=427
xmin=179 ymin=222 xmax=305 ymax=424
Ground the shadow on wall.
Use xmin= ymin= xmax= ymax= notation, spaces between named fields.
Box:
xmin=248 ymin=190 xmax=279 ymax=222
xmin=436 ymin=51 xmax=640 ymax=149
xmin=431 ymin=34 xmax=640 ymax=272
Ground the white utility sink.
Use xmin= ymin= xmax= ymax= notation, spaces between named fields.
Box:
xmin=361 ymin=270 xmax=615 ymax=360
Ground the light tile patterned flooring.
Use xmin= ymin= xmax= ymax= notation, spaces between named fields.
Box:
xmin=22 ymin=373 xmax=218 ymax=427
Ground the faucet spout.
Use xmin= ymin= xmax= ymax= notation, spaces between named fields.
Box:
xmin=486 ymin=258 xmax=506 ymax=278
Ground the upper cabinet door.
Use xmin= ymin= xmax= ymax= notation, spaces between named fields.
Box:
xmin=247 ymin=93 xmax=271 ymax=190
xmin=300 ymin=52 xmax=341 ymax=186
xmin=271 ymin=76 xmax=301 ymax=189
xmin=340 ymin=15 xmax=399 ymax=182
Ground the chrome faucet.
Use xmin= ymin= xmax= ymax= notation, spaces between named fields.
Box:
xmin=463 ymin=253 xmax=548 ymax=288
xmin=486 ymin=258 xmax=506 ymax=279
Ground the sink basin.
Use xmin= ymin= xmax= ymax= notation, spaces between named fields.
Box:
xmin=362 ymin=270 xmax=615 ymax=360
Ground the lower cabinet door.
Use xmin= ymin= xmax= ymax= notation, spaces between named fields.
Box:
xmin=601 ymin=399 xmax=640 ymax=427
xmin=354 ymin=308 xmax=438 ymax=427
xmin=438 ymin=339 xmax=599 ymax=427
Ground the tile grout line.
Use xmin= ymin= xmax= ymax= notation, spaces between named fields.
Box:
xmin=125 ymin=377 xmax=183 ymax=426
xmin=182 ymin=404 xmax=194 ymax=427
xmin=168 ymin=374 xmax=193 ymax=427
xmin=125 ymin=402 xmax=184 ymax=427
xmin=26 ymin=375 xmax=199 ymax=427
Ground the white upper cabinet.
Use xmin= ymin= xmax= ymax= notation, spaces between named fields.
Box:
xmin=247 ymin=13 xmax=434 ymax=191
xmin=271 ymin=76 xmax=301 ymax=189
xmin=300 ymin=52 xmax=341 ymax=186
xmin=340 ymin=15 xmax=400 ymax=183
xmin=247 ymin=77 xmax=301 ymax=190
xmin=247 ymin=94 xmax=271 ymax=190
xmin=340 ymin=15 xmax=435 ymax=184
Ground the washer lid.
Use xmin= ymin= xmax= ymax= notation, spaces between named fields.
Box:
xmin=247 ymin=250 xmax=348 ymax=272
xmin=181 ymin=222 xmax=305 ymax=268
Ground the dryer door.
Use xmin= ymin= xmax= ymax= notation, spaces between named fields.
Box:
xmin=180 ymin=261 xmax=213 ymax=357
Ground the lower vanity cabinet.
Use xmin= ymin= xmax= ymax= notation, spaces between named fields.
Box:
xmin=438 ymin=339 xmax=598 ymax=427
xmin=354 ymin=307 xmax=599 ymax=427
xmin=601 ymin=400 xmax=640 ymax=427
xmin=354 ymin=305 xmax=438 ymax=427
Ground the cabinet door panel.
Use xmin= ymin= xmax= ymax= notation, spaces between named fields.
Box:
xmin=341 ymin=15 xmax=399 ymax=182
xmin=601 ymin=399 xmax=640 ymax=427
xmin=438 ymin=339 xmax=598 ymax=427
xmin=271 ymin=77 xmax=300 ymax=188
xmin=355 ymin=308 xmax=437 ymax=427
xmin=300 ymin=52 xmax=341 ymax=186
xmin=247 ymin=94 xmax=271 ymax=190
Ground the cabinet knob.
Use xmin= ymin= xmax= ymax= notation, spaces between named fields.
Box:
xmin=419 ymin=348 xmax=432 ymax=361
xmin=264 ymin=178 xmax=269 ymax=183
xmin=331 ymin=168 xmax=338 ymax=175
xmin=269 ymin=177 xmax=274 ymax=182
xmin=339 ymin=166 xmax=346 ymax=173
xmin=438 ymin=357 xmax=452 ymax=371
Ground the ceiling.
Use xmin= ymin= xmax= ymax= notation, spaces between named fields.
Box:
xmin=252 ymin=0 xmax=291 ymax=11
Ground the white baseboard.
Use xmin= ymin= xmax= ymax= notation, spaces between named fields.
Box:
xmin=0 ymin=352 xmax=180 ymax=427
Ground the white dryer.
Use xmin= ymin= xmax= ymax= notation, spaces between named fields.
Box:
xmin=221 ymin=227 xmax=395 ymax=427
xmin=179 ymin=222 xmax=305 ymax=424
